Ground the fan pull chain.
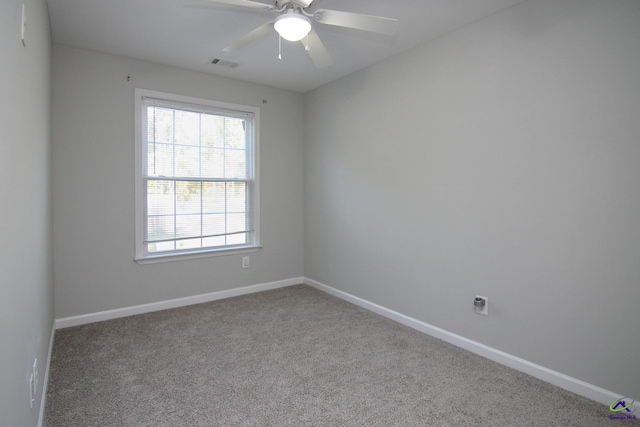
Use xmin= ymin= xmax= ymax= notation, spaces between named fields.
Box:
xmin=305 ymin=34 xmax=309 ymax=52
xmin=278 ymin=35 xmax=282 ymax=60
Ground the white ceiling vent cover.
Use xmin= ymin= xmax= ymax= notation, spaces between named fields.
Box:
xmin=211 ymin=58 xmax=239 ymax=68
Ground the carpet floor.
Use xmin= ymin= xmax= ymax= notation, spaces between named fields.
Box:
xmin=45 ymin=285 xmax=620 ymax=426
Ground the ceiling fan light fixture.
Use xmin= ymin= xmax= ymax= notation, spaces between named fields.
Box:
xmin=274 ymin=10 xmax=311 ymax=42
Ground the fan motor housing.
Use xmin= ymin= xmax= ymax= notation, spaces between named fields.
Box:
xmin=277 ymin=0 xmax=314 ymax=8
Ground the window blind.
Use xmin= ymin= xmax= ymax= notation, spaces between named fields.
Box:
xmin=141 ymin=96 xmax=256 ymax=254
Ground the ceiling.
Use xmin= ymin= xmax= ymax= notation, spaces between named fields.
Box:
xmin=47 ymin=0 xmax=526 ymax=93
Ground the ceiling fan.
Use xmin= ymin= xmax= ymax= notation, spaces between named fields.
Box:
xmin=207 ymin=0 xmax=399 ymax=68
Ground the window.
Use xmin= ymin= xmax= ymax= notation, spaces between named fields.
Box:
xmin=135 ymin=89 xmax=259 ymax=263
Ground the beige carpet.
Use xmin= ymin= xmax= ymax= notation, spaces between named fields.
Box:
xmin=45 ymin=285 xmax=617 ymax=426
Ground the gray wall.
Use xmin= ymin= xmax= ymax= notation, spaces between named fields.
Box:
xmin=52 ymin=45 xmax=304 ymax=319
xmin=0 ymin=0 xmax=54 ymax=425
xmin=304 ymin=0 xmax=640 ymax=401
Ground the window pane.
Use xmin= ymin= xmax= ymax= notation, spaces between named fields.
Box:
xmin=203 ymin=213 xmax=225 ymax=236
xmin=203 ymin=235 xmax=225 ymax=247
xmin=227 ymin=213 xmax=246 ymax=234
xmin=225 ymin=149 xmax=247 ymax=179
xmin=147 ymin=215 xmax=174 ymax=242
xmin=147 ymin=180 xmax=175 ymax=216
xmin=225 ymin=117 xmax=246 ymax=149
xmin=175 ymin=110 xmax=200 ymax=146
xmin=227 ymin=233 xmax=247 ymax=245
xmin=176 ymin=145 xmax=200 ymax=178
xmin=177 ymin=238 xmax=202 ymax=250
xmin=176 ymin=214 xmax=201 ymax=239
xmin=147 ymin=143 xmax=175 ymax=177
xmin=201 ymin=148 xmax=224 ymax=178
xmin=227 ymin=182 xmax=246 ymax=212
xmin=149 ymin=107 xmax=174 ymax=143
xmin=175 ymin=181 xmax=201 ymax=215
xmin=202 ymin=114 xmax=224 ymax=148
xmin=148 ymin=241 xmax=175 ymax=253
xmin=202 ymin=182 xmax=225 ymax=214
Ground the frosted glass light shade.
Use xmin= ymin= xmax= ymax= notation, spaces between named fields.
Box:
xmin=274 ymin=11 xmax=312 ymax=42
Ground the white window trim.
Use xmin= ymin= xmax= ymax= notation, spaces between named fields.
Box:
xmin=134 ymin=88 xmax=261 ymax=264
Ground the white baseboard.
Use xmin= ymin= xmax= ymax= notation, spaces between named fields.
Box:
xmin=38 ymin=321 xmax=56 ymax=427
xmin=303 ymin=277 xmax=637 ymax=410
xmin=55 ymin=277 xmax=304 ymax=329
xmin=51 ymin=276 xmax=636 ymax=412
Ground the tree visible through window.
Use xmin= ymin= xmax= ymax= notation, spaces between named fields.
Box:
xmin=135 ymin=90 xmax=258 ymax=261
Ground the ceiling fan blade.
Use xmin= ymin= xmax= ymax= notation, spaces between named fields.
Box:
xmin=205 ymin=0 xmax=275 ymax=11
xmin=302 ymin=29 xmax=332 ymax=68
xmin=223 ymin=22 xmax=273 ymax=52
xmin=314 ymin=9 xmax=398 ymax=36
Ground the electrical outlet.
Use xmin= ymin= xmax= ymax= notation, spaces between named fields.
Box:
xmin=29 ymin=373 xmax=34 ymax=408
xmin=32 ymin=358 xmax=38 ymax=394
xmin=242 ymin=256 xmax=250 ymax=269
xmin=21 ymin=4 xmax=26 ymax=46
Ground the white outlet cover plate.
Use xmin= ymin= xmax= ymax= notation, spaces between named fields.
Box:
xmin=475 ymin=296 xmax=489 ymax=315
xmin=29 ymin=373 xmax=34 ymax=408
xmin=32 ymin=358 xmax=38 ymax=392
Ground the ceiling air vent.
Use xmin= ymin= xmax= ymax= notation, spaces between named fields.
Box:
xmin=210 ymin=58 xmax=239 ymax=68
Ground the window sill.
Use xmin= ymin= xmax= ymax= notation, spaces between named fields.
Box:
xmin=135 ymin=245 xmax=262 ymax=265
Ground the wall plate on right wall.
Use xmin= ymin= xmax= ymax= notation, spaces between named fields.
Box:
xmin=474 ymin=296 xmax=488 ymax=316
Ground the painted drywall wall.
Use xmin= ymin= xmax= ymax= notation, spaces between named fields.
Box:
xmin=304 ymin=0 xmax=640 ymax=401
xmin=0 ymin=0 xmax=54 ymax=425
xmin=52 ymin=45 xmax=304 ymax=318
